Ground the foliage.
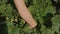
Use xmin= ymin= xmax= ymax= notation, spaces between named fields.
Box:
xmin=0 ymin=0 xmax=60 ymax=34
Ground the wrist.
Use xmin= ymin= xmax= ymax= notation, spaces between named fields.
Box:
xmin=29 ymin=22 xmax=37 ymax=29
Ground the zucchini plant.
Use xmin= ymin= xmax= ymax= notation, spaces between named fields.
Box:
xmin=0 ymin=0 xmax=60 ymax=34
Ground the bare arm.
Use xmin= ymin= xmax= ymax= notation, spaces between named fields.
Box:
xmin=13 ymin=0 xmax=37 ymax=29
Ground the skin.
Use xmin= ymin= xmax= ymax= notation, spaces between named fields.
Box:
xmin=13 ymin=0 xmax=37 ymax=29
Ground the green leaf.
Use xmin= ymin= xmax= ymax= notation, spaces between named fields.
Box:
xmin=51 ymin=15 xmax=60 ymax=34
xmin=6 ymin=20 xmax=20 ymax=34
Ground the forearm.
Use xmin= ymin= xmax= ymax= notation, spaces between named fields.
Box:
xmin=13 ymin=0 xmax=37 ymax=29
